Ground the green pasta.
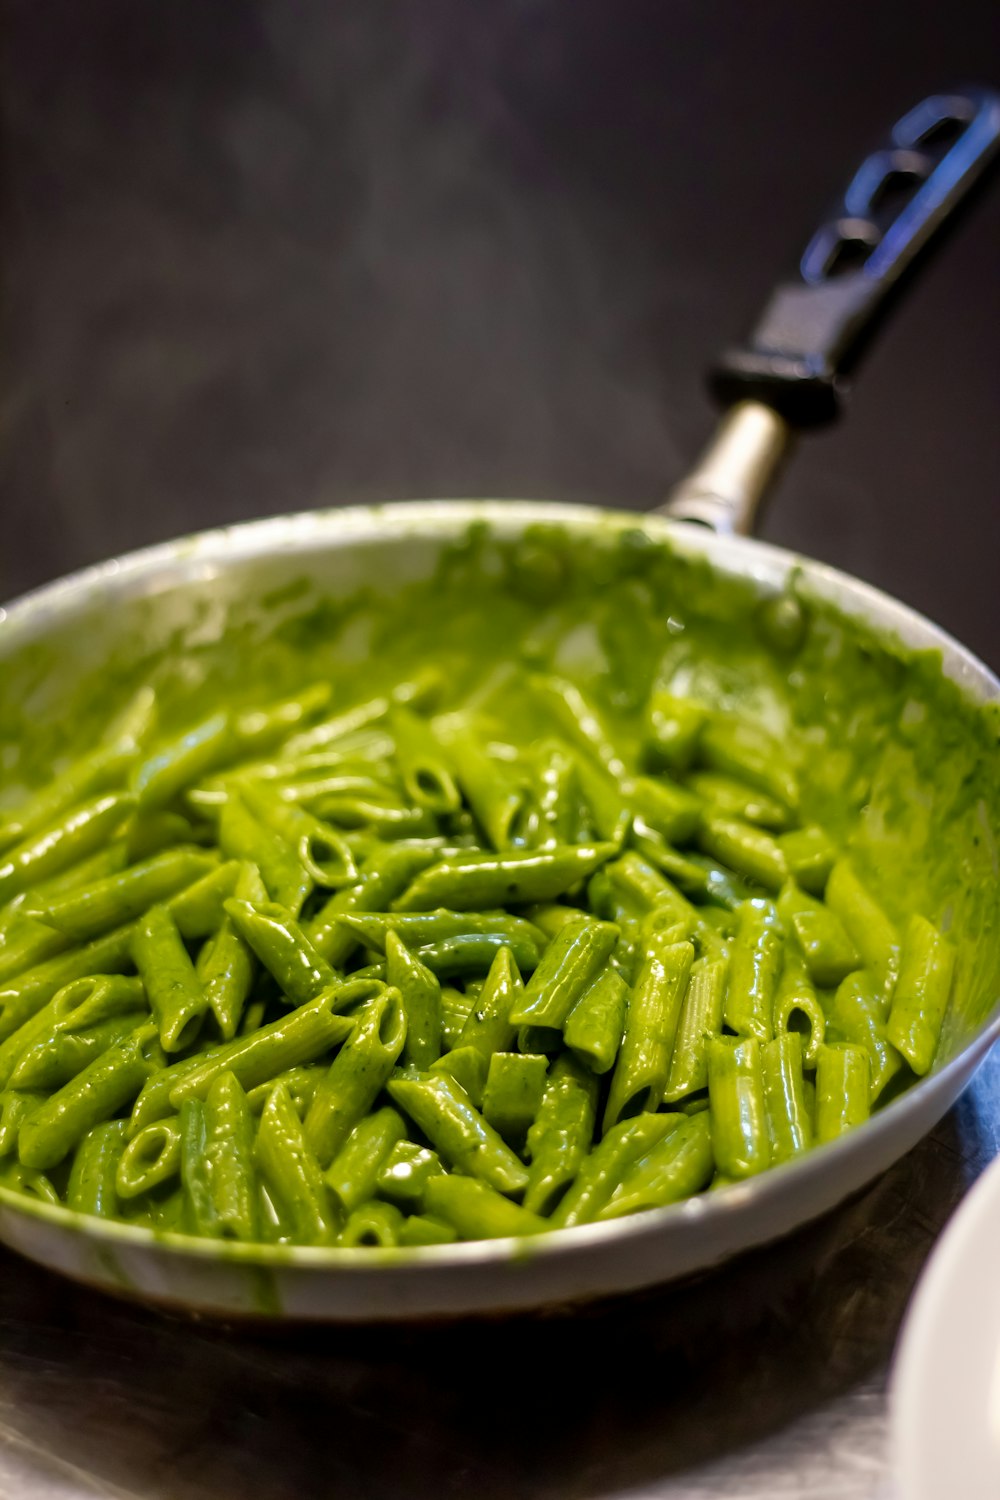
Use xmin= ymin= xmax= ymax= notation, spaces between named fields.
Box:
xmin=605 ymin=929 xmax=694 ymax=1130
xmin=132 ymin=904 xmax=209 ymax=1053
xmin=303 ymin=988 xmax=408 ymax=1166
xmin=524 ymin=1054 xmax=599 ymax=1215
xmin=598 ymin=1112 xmax=714 ymax=1218
xmin=706 ymin=1035 xmax=771 ymax=1179
xmin=0 ymin=637 xmax=970 ymax=1253
xmin=886 ymin=915 xmax=956 ymax=1076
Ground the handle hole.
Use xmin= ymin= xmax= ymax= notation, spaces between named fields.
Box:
xmin=915 ymin=115 xmax=965 ymax=150
xmin=802 ymin=218 xmax=881 ymax=283
xmin=869 ymin=168 xmax=923 ymax=217
xmin=823 ymin=234 xmax=875 ymax=278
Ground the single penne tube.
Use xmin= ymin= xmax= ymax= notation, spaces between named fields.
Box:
xmin=631 ymin=831 xmax=747 ymax=912
xmin=519 ymin=903 xmax=588 ymax=940
xmin=0 ymin=921 xmax=73 ymax=987
xmin=404 ymin=933 xmax=542 ymax=979
xmin=331 ymin=909 xmax=547 ymax=958
xmin=397 ymin=1213 xmax=458 ymax=1247
xmin=0 ymin=974 xmax=145 ymax=1090
xmin=66 ymin=1119 xmax=130 ymax=1218
xmin=18 ymin=1022 xmax=163 ymax=1171
xmin=436 ymin=715 xmax=531 ymax=849
xmin=600 ymin=851 xmax=679 ymax=926
xmin=598 ymin=1111 xmax=714 ymax=1219
xmin=0 ymin=1089 xmax=45 ymax=1157
xmin=604 ymin=855 xmax=720 ymax=955
xmin=0 ymin=727 xmax=142 ymax=854
xmin=255 ymin=1082 xmax=339 ymax=1244
xmin=0 ymin=924 xmax=137 ymax=1045
xmin=238 ymin=781 xmax=357 ymax=890
xmin=698 ymin=715 xmax=799 ymax=811
xmin=440 ymin=986 xmax=476 ymax=1052
xmin=387 ymin=1071 xmax=528 ymax=1195
xmin=456 ymin=945 xmax=521 ymax=1060
xmin=706 ymin=1035 xmax=771 ymax=1179
xmin=532 ymin=739 xmax=583 ymax=847
xmin=339 ymin=1200 xmax=406 ymax=1248
xmin=376 ymin=1140 xmax=444 ymax=1206
xmin=641 ymin=688 xmax=707 ymax=775
xmin=762 ymin=1032 xmax=813 ymax=1163
xmin=423 ymin=1174 xmax=546 ymax=1240
xmin=824 ymin=858 xmax=901 ymax=997
xmin=386 ymin=932 xmax=441 ymax=1069
xmin=3 ymin=843 xmax=128 ymax=920
xmin=523 ymin=1055 xmax=599 ymax=1216
xmin=9 ymin=1014 xmax=143 ymax=1092
xmin=552 ymin=1112 xmax=682 ymax=1228
xmin=563 ymin=965 xmax=629 ymax=1075
xmin=180 ymin=1071 xmax=259 ymax=1241
xmin=814 ymin=1042 xmax=871 ymax=1143
xmin=0 ymin=792 xmax=136 ymax=908
xmin=311 ymin=794 xmax=436 ymax=841
xmin=196 ymin=864 xmax=264 ymax=1039
xmin=280 ymin=670 xmax=444 ymax=758
xmin=685 ymin=772 xmax=791 ymax=832
xmin=777 ymin=881 xmax=860 ymax=988
xmin=604 ymin=932 xmax=694 ymax=1131
xmin=431 ymin=1045 xmax=489 ymax=1108
xmin=133 ymin=712 xmax=237 ymax=814
xmin=0 ymin=1161 xmax=61 ymax=1206
xmin=218 ymin=792 xmax=312 ymax=917
xmin=508 ymin=918 xmax=618 ymax=1031
xmin=160 ymin=859 xmax=241 ymax=939
xmin=245 ymin=1065 xmax=324 ymax=1117
xmin=886 ymin=914 xmax=956 ymax=1076
xmin=663 ymin=957 xmax=727 ymax=1101
xmin=132 ymin=904 xmax=209 ymax=1053
xmin=388 ymin=705 xmax=461 ymax=815
xmin=224 ymin=898 xmax=338 ymax=1007
xmin=393 ymin=843 xmax=616 ymax=913
xmin=244 ymin=771 xmax=394 ymax=810
xmin=572 ymin=755 xmax=632 ymax=845
xmin=628 ymin=776 xmax=703 ymax=846
xmin=723 ymin=899 xmax=783 ymax=1042
xmin=697 ymin=815 xmax=787 ymax=893
xmin=777 ymin=826 xmax=836 ymax=896
xmin=164 ymin=987 xmax=357 ymax=1115
xmin=481 ymin=1052 xmax=548 ymax=1149
xmin=233 ymin=684 xmax=332 ymax=753
xmin=772 ymin=952 xmax=825 ymax=1067
xmin=303 ymin=989 xmax=408 ymax=1166
xmin=825 ymin=970 xmax=903 ymax=1100
xmin=27 ymin=846 xmax=217 ymax=943
xmin=529 ymin=674 xmax=628 ymax=782
xmin=324 ymin=1106 xmax=407 ymax=1213
xmin=116 ymin=1116 xmax=183 ymax=1199
xmin=126 ymin=809 xmax=211 ymax=864
xmin=306 ymin=844 xmax=439 ymax=966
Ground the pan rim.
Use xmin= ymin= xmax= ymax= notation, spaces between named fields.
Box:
xmin=0 ymin=496 xmax=996 ymax=1286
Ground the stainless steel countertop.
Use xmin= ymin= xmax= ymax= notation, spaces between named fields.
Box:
xmin=0 ymin=1050 xmax=996 ymax=1499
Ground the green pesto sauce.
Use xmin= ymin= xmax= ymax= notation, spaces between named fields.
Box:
xmin=2 ymin=518 xmax=998 ymax=1063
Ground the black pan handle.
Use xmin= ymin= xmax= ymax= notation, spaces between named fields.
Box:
xmin=660 ymin=86 xmax=1000 ymax=533
xmin=709 ymin=86 xmax=1000 ymax=426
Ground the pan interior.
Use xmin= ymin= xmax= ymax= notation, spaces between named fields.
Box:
xmin=1 ymin=504 xmax=998 ymax=1068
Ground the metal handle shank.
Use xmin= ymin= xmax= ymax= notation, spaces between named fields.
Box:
xmin=659 ymin=86 xmax=1000 ymax=535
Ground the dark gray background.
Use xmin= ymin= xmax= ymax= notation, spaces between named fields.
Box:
xmin=2 ymin=1 xmax=998 ymax=661
xmin=0 ymin=5 xmax=998 ymax=1497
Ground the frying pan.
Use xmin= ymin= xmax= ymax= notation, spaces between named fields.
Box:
xmin=0 ymin=88 xmax=997 ymax=1320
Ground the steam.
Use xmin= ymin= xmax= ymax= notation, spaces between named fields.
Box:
xmin=2 ymin=0 xmax=695 ymax=600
